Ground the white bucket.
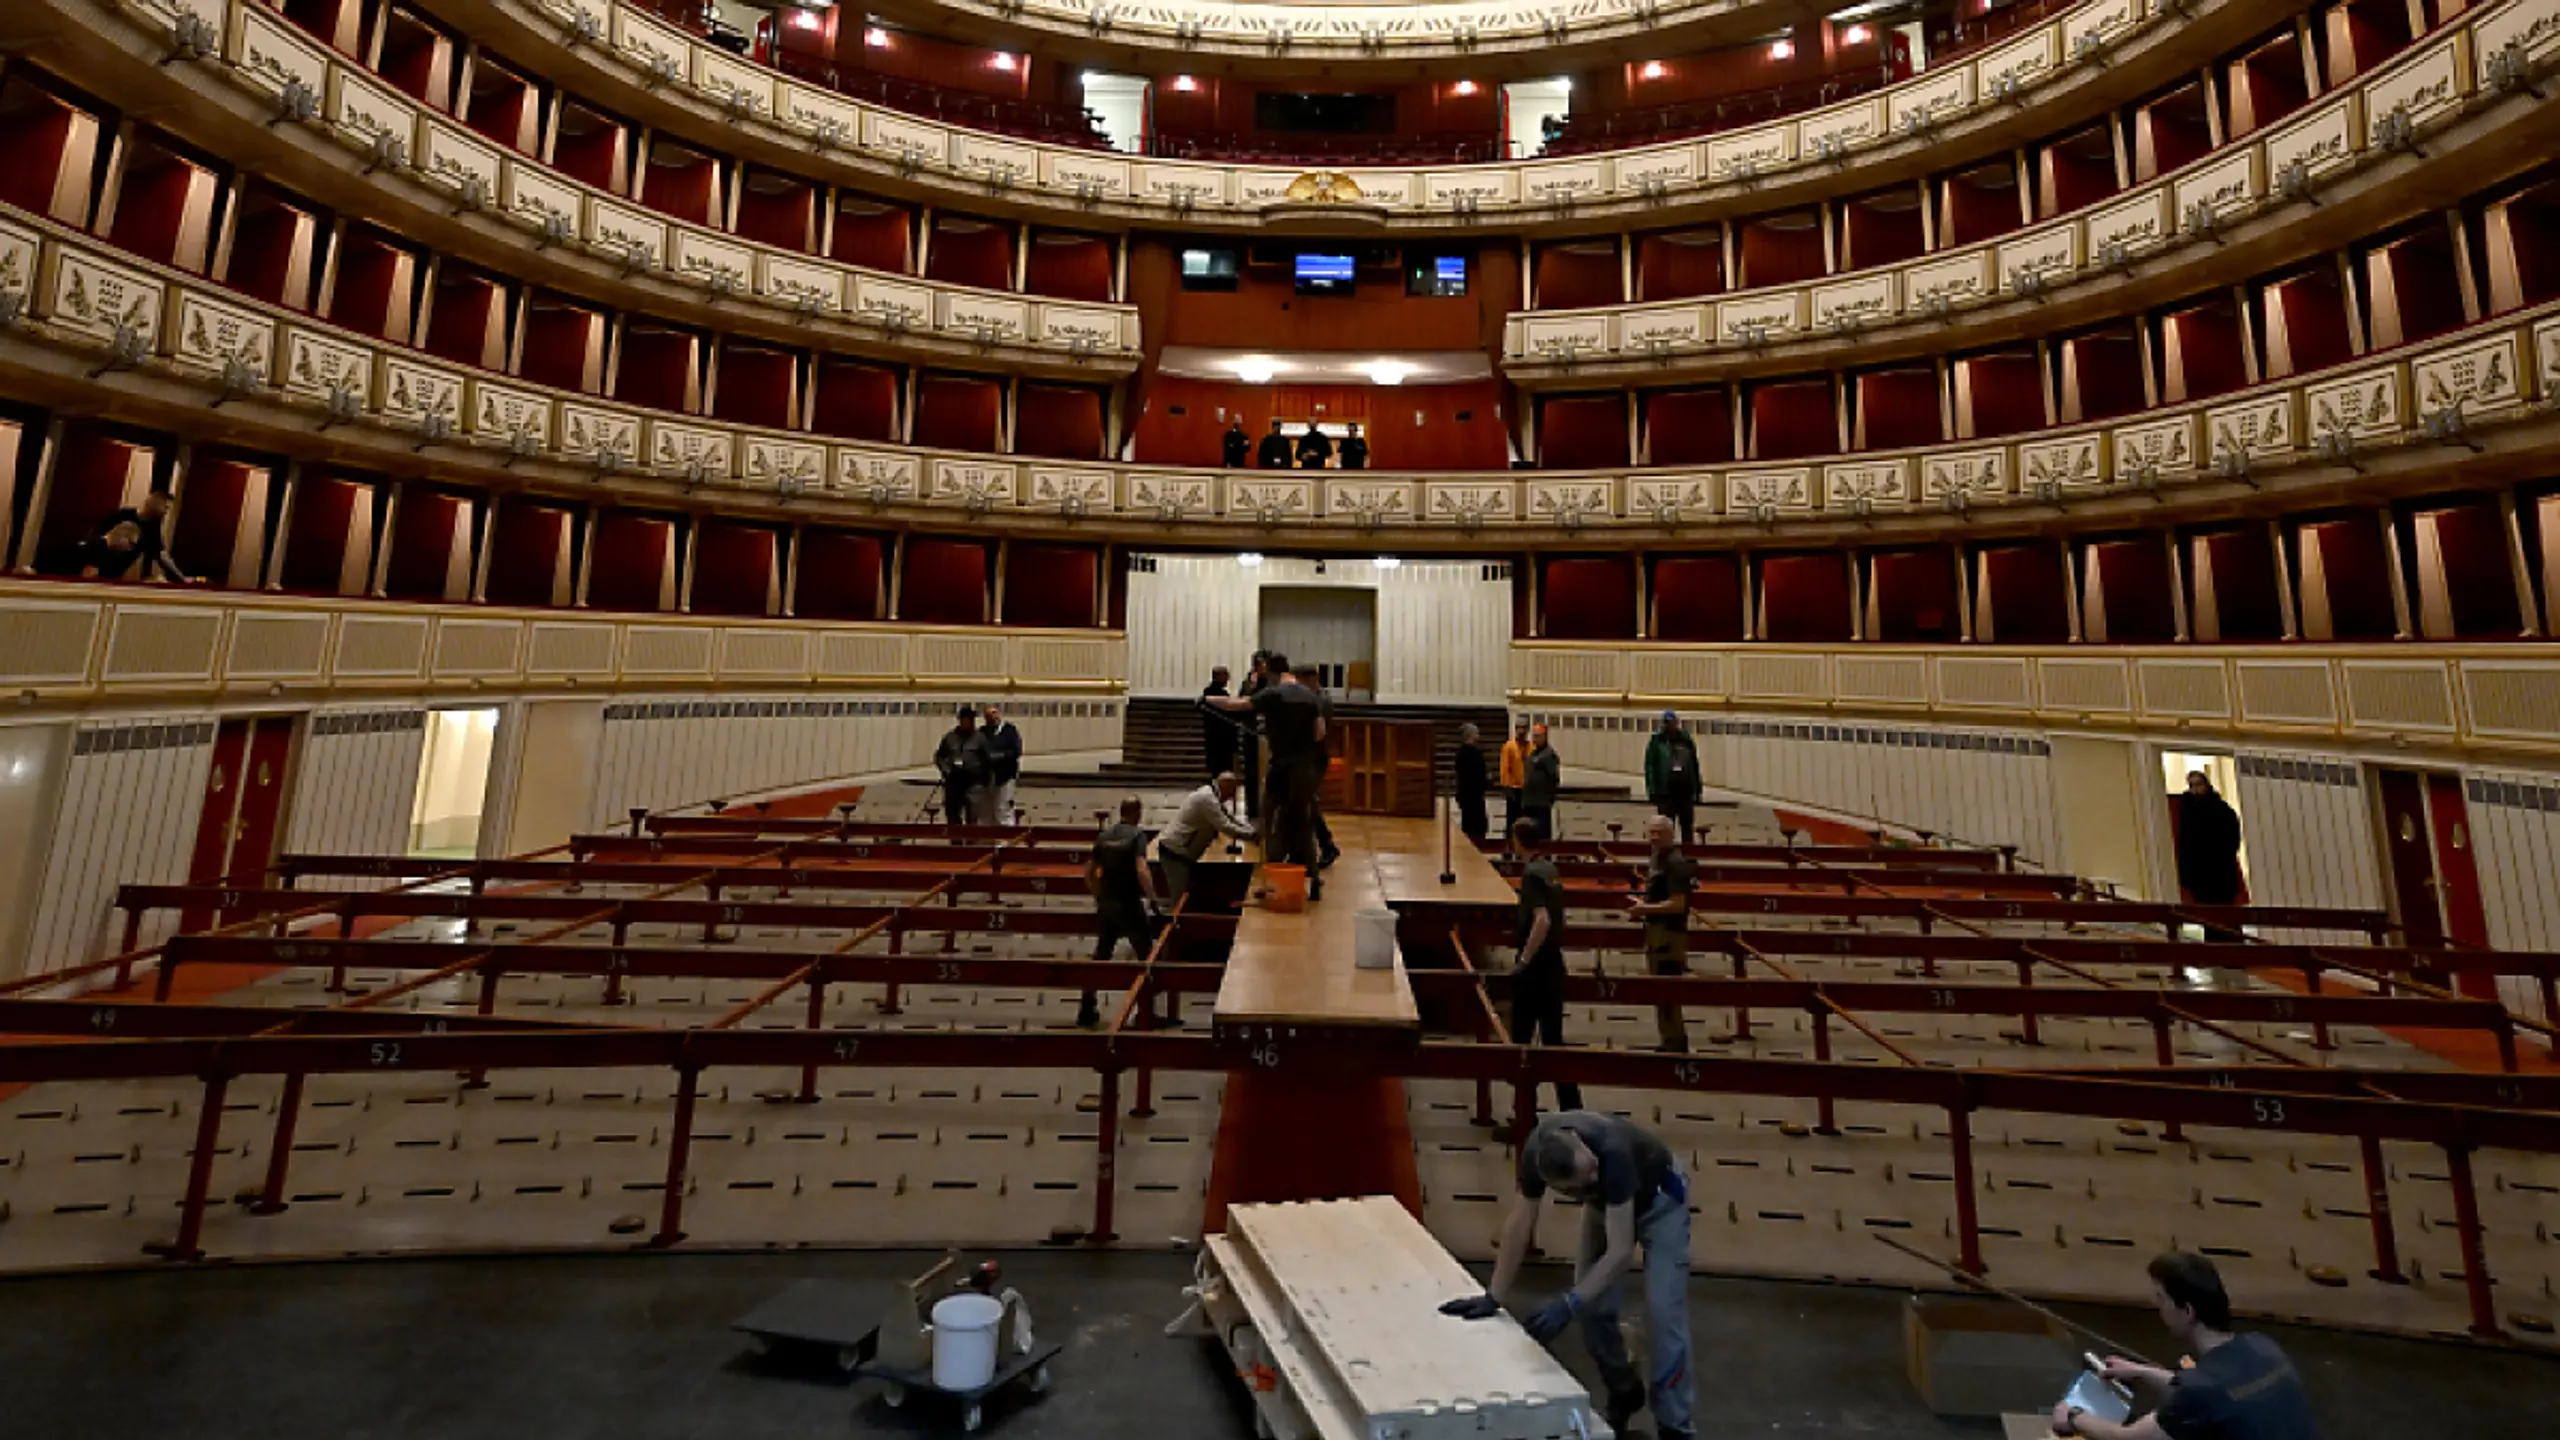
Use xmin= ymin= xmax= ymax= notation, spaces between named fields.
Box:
xmin=1353 ymin=909 xmax=1398 ymax=970
xmin=930 ymin=1293 xmax=1004 ymax=1391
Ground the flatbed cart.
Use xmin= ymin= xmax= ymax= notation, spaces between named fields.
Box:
xmin=734 ymin=1272 xmax=1059 ymax=1432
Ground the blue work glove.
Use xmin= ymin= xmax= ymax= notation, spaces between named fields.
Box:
xmin=1523 ymin=1293 xmax=1579 ymax=1342
xmin=1438 ymin=1293 xmax=1501 ymax=1320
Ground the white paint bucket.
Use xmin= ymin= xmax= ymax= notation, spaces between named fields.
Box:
xmin=1354 ymin=909 xmax=1398 ymax=970
xmin=930 ymin=1293 xmax=1004 ymax=1391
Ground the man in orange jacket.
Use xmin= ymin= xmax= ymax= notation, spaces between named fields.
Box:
xmin=1499 ymin=719 xmax=1531 ymax=837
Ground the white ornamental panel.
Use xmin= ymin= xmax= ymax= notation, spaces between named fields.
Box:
xmin=1811 ymin=273 xmax=1897 ymax=332
xmin=1226 ymin=476 xmax=1316 ymax=524
xmin=280 ymin=325 xmax=371 ymax=403
xmin=1125 ymin=471 xmax=1216 ymax=520
xmin=744 ymin=438 xmax=825 ymax=493
xmin=2303 ymin=366 xmax=2406 ymax=440
xmin=1629 ymin=473 xmax=1717 ymax=523
xmin=2017 ymin=433 xmax=2104 ymax=495
xmin=1324 ymin=480 xmax=1418 ymax=528
xmin=169 ymin=290 xmax=276 ymax=380
xmin=469 ymin=380 xmax=553 ymax=449
xmin=1423 ymin=482 xmax=1516 ymax=528
xmin=2113 ymin=414 xmax=2199 ymax=478
xmin=758 ymin=253 xmax=845 ymax=315
xmin=1922 ymin=449 xmax=2010 ymax=507
xmin=2410 ymin=332 xmax=2525 ymax=416
xmin=559 ymin=403 xmax=642 ymax=466
xmin=44 ymin=248 xmax=164 ymax=347
xmin=377 ymin=356 xmax=464 ymax=428
xmin=1823 ymin=460 xmax=1910 ymax=514
xmin=1726 ymin=468 xmax=1812 ymax=516
xmin=932 ymin=458 xmax=1021 ymax=510
xmin=648 ymin=420 xmax=735 ymax=479
xmin=1707 ymin=126 xmax=1794 ymax=180
xmin=1528 ymin=479 xmax=1617 ymax=527
xmin=834 ymin=446 xmax=920 ymax=501
xmin=1027 ymin=466 xmax=1115 ymax=517
xmin=2206 ymin=395 xmax=2297 ymax=462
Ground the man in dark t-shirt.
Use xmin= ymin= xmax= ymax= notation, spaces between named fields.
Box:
xmin=2054 ymin=1251 xmax=2323 ymax=1440
xmin=1442 ymin=1110 xmax=1694 ymax=1440
xmin=1207 ymin=656 xmax=1327 ymax=899
xmin=1508 ymin=819 xmax=1581 ymax=1114
xmin=1256 ymin=420 xmax=1293 ymax=469
xmin=1078 ymin=795 xmax=1160 ymax=1028
xmin=1629 ymin=815 xmax=1697 ymax=1052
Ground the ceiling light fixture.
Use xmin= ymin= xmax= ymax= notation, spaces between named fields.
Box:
xmin=864 ymin=26 xmax=889 ymax=46
xmin=1843 ymin=23 xmax=1870 ymax=44
xmin=790 ymin=9 xmax=821 ymax=32
xmin=1238 ymin=552 xmax=1266 ymax=567
xmin=1770 ymin=39 xmax=1795 ymax=60
xmin=1372 ymin=556 xmax=1402 ymax=569
xmin=1232 ymin=357 xmax=1278 ymax=384
xmin=989 ymin=52 xmax=1017 ymax=71
xmin=1366 ymin=361 xmax=1414 ymax=386
xmin=1640 ymin=60 xmax=1665 ymax=79
xmin=1171 ymin=74 xmax=1198 ymax=92
xmin=1453 ymin=79 xmax=1478 ymax=95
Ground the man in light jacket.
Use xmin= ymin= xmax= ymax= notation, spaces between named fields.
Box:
xmin=1157 ymin=772 xmax=1256 ymax=906
xmin=978 ymin=706 xmax=1023 ymax=826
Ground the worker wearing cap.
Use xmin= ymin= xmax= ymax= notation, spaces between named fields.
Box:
xmin=932 ymin=705 xmax=991 ymax=830
xmin=1442 ymin=1110 xmax=1694 ymax=1440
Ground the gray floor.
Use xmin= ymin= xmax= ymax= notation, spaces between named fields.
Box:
xmin=0 ymin=1250 xmax=2552 ymax=1439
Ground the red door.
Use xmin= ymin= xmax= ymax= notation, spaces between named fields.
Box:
xmin=177 ymin=717 xmax=297 ymax=930
xmin=222 ymin=720 xmax=296 ymax=917
xmin=2424 ymin=773 xmax=2494 ymax=998
xmin=2374 ymin=768 xmax=2445 ymax=948
xmin=178 ymin=719 xmax=253 ymax=932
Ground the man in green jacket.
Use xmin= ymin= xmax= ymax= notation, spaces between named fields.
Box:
xmin=1643 ymin=711 xmax=1701 ymax=846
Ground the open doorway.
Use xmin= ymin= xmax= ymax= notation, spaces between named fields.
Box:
xmin=409 ymin=707 xmax=500 ymax=858
xmin=1259 ymin=585 xmax=1378 ymax=700
xmin=2161 ymin=751 xmax=2249 ymax=926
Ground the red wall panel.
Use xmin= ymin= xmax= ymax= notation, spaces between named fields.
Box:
xmin=925 ymin=217 xmax=1015 ymax=291
xmin=1737 ymin=217 xmax=1826 ymax=288
xmin=912 ymin=374 xmax=1003 ymax=453
xmin=1760 ymin=553 xmax=1852 ymax=642
xmin=1539 ymin=395 xmax=1629 ymax=470
xmin=382 ymin=489 xmax=466 ymax=601
xmin=1651 ymin=556 xmax=1744 ymax=641
xmin=1870 ymin=549 xmax=1961 ymax=642
xmin=587 ymin=513 xmax=675 ymax=612
xmin=713 ymin=346 xmax=799 ymax=430
xmin=1015 ymin=383 xmax=1105 ymax=461
xmin=1635 ymin=229 xmax=1725 ymax=300
xmin=832 ymin=202 xmax=913 ymax=273
xmin=1024 ymin=233 xmax=1114 ymax=302
xmin=1751 ymin=380 xmax=1837 ymax=460
xmin=616 ymin=327 xmax=700 ymax=414
xmin=33 ymin=428 xmax=145 ymax=572
xmin=1980 ymin=543 xmax=2070 ymax=644
xmin=2195 ymin=530 xmax=2285 ymax=641
xmin=797 ymin=529 xmax=887 ymax=620
xmin=2086 ymin=538 xmax=2177 ymax=643
xmin=811 ymin=359 xmax=900 ymax=442
xmin=690 ymin=522 xmax=778 ymax=617
xmin=278 ymin=476 xmax=367 ymax=594
xmin=486 ymin=504 xmax=572 ymax=608
xmin=1857 ymin=369 xmax=1942 ymax=450
xmin=1959 ymin=353 xmax=2046 ymax=438
xmin=1643 ymin=388 xmax=1734 ymax=467
xmin=2303 ymin=519 xmax=2399 ymax=639
xmin=1534 ymin=244 xmax=1622 ymax=311
xmin=1003 ymin=542 xmax=1100 ymax=627
xmin=902 ymin=537 xmax=992 ymax=625
xmin=1542 ymin=556 xmax=1637 ymax=640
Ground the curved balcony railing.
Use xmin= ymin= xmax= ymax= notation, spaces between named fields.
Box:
xmin=246 ymin=0 xmax=2293 ymax=228
xmin=1503 ymin=22 xmax=2559 ymax=376
xmin=56 ymin=0 xmax=1138 ymax=369
xmin=7 ymin=203 xmax=2558 ymax=544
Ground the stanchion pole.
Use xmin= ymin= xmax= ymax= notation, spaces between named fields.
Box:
xmin=1948 ymin=1101 xmax=1984 ymax=1276
xmin=1091 ymin=1067 xmax=1121 ymax=1244
xmin=2359 ymin=1134 xmax=2406 ymax=1284
xmin=650 ymin=1064 xmax=701 ymax=1248
xmin=250 ymin=1072 xmax=307 ymax=1215
xmin=1440 ymin=793 xmax=1456 ymax=885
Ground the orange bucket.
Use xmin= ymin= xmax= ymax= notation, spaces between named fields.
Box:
xmin=1263 ymin=864 xmax=1308 ymax=913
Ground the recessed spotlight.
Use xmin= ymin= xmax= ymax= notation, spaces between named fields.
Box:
xmin=1640 ymin=61 xmax=1665 ymax=80
xmin=989 ymin=52 xmax=1017 ymax=71
xmin=1171 ymin=74 xmax=1198 ymax=92
xmin=1232 ymin=357 xmax=1278 ymax=384
xmin=1372 ymin=556 xmax=1402 ymax=570
xmin=1770 ymin=39 xmax=1795 ymax=60
xmin=1238 ymin=552 xmax=1265 ymax=567
xmin=864 ymin=26 xmax=889 ymax=46
xmin=1844 ymin=23 xmax=1870 ymax=44
xmin=1453 ymin=79 xmax=1478 ymax=96
xmin=1366 ymin=361 xmax=1414 ymax=386
xmin=789 ymin=9 xmax=821 ymax=31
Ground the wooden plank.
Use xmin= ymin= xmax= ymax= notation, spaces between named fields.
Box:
xmin=1214 ymin=816 xmax=1431 ymax=1029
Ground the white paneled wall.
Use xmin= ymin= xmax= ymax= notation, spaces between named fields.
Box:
xmin=586 ymin=694 xmax=1123 ymax=828
xmin=20 ymin=716 xmax=217 ymax=981
xmin=1509 ymin=707 xmax=2064 ymax=870
xmin=283 ymin=708 xmax=429 ymax=883
xmin=2463 ymin=769 xmax=2560 ymax=1025
xmin=1126 ymin=555 xmax=1510 ymax=704
xmin=2230 ymin=753 xmax=2385 ymax=943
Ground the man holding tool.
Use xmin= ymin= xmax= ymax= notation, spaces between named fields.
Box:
xmin=1440 ymin=1112 xmax=1694 ymax=1440
xmin=2052 ymin=1252 xmax=2323 ymax=1440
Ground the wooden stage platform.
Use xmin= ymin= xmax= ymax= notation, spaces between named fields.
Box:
xmin=1203 ymin=813 xmax=1514 ymax=1227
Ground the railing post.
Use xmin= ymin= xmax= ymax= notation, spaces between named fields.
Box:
xmin=796 ymin=975 xmax=826 ymax=1103
xmin=2358 ymin=1134 xmax=2405 ymax=1284
xmin=146 ymin=1071 xmax=231 ymax=1262
xmin=113 ymin=909 xmax=143 ymax=990
xmin=1091 ymin=1067 xmax=1121 ymax=1245
xmin=1811 ymin=1008 xmax=1838 ymax=1135
xmin=250 ymin=1071 xmax=308 ymax=1215
xmin=2150 ymin=1014 xmax=2183 ymax=1143
xmin=2300 ymin=964 xmax=2334 ymax=1050
xmin=1948 ymin=1100 xmax=1983 ymax=1277
xmin=650 ymin=1064 xmax=701 ymax=1249
xmin=2443 ymin=1144 xmax=2500 ymax=1339
xmin=2014 ymin=960 xmax=2039 ymax=1045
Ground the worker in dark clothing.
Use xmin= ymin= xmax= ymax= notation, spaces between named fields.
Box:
xmin=1508 ymin=819 xmax=1580 ymax=1114
xmin=1453 ymin=723 xmax=1490 ymax=842
xmin=1201 ymin=665 xmax=1237 ymax=779
xmin=1208 ymin=653 xmax=1326 ymax=901
xmin=2052 ymin=1251 xmax=2324 ymax=1440
xmin=1443 ymin=1110 xmax=1695 ymax=1440
xmin=73 ymin=491 xmax=191 ymax=582
xmin=1079 ymin=795 xmax=1160 ymax=1028
xmin=2175 ymin=771 xmax=2245 ymax=935
xmin=1644 ymin=710 xmax=1702 ymax=846
xmin=1236 ymin=652 xmax=1271 ymax=821
xmin=1221 ymin=419 xmax=1251 ymax=469
xmin=1298 ymin=664 xmax=1341 ymax=870
xmin=1256 ymin=420 xmax=1294 ymax=469
xmin=1630 ymin=815 xmax=1695 ymax=1052
xmin=1294 ymin=423 xmax=1334 ymax=469
xmin=1338 ymin=422 xmax=1369 ymax=470
xmin=932 ymin=706 xmax=991 ymax=831
xmin=1520 ymin=724 xmax=1562 ymax=841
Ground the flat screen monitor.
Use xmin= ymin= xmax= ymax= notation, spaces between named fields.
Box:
xmin=1180 ymin=247 xmax=1239 ymax=291
xmin=1295 ymin=252 xmax=1356 ymax=296
xmin=1409 ymin=253 xmax=1468 ymax=296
